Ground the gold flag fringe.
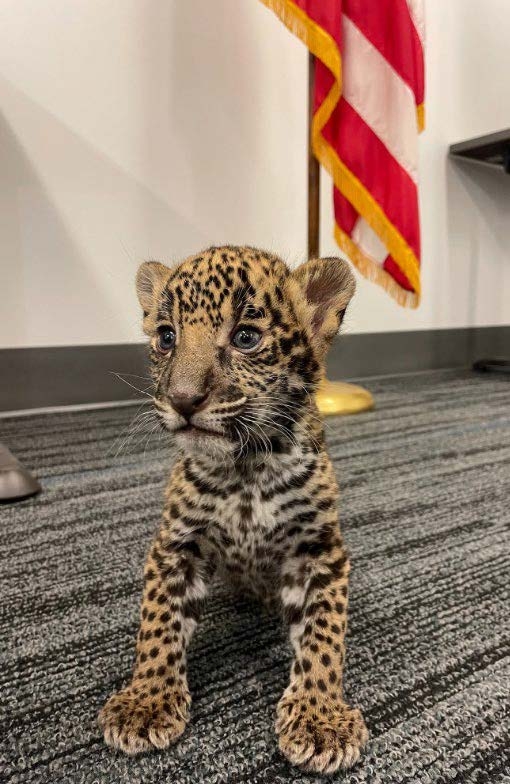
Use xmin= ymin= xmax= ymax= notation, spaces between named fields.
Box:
xmin=335 ymin=225 xmax=420 ymax=308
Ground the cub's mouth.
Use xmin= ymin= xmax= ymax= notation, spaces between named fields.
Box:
xmin=174 ymin=423 xmax=225 ymax=438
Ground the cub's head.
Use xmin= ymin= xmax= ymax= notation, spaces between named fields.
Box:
xmin=136 ymin=246 xmax=355 ymax=458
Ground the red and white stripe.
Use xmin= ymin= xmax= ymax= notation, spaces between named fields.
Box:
xmin=334 ymin=0 xmax=425 ymax=291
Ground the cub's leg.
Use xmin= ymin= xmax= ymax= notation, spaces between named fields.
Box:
xmin=277 ymin=531 xmax=368 ymax=774
xmin=99 ymin=525 xmax=212 ymax=754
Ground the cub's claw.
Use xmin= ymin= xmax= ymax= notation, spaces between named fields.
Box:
xmin=98 ymin=685 xmax=191 ymax=755
xmin=276 ymin=693 xmax=368 ymax=774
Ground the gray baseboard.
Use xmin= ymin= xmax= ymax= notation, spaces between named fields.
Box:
xmin=327 ymin=325 xmax=510 ymax=380
xmin=0 ymin=343 xmax=149 ymax=413
xmin=0 ymin=326 xmax=508 ymax=413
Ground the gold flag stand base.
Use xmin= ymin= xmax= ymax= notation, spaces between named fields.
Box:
xmin=316 ymin=380 xmax=374 ymax=416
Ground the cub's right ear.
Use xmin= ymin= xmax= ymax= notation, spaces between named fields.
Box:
xmin=135 ymin=261 xmax=170 ymax=313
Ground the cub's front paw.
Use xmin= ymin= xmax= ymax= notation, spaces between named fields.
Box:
xmin=98 ymin=685 xmax=191 ymax=755
xmin=276 ymin=693 xmax=368 ymax=774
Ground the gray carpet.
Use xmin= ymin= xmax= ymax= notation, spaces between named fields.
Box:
xmin=1 ymin=370 xmax=509 ymax=784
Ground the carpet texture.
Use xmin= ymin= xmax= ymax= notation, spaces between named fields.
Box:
xmin=1 ymin=370 xmax=509 ymax=784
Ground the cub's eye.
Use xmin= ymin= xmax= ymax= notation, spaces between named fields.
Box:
xmin=157 ymin=326 xmax=176 ymax=353
xmin=231 ymin=326 xmax=262 ymax=352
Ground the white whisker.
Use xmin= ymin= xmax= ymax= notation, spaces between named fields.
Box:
xmin=110 ymin=372 xmax=154 ymax=399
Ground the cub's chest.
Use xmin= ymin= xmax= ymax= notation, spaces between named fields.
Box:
xmin=210 ymin=487 xmax=283 ymax=601
xmin=212 ymin=486 xmax=281 ymax=561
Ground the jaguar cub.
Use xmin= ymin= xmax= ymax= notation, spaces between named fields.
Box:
xmin=99 ymin=246 xmax=368 ymax=774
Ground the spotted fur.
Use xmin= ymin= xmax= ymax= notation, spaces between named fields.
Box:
xmin=99 ymin=246 xmax=368 ymax=773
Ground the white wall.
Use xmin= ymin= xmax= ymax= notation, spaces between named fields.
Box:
xmin=1 ymin=0 xmax=509 ymax=348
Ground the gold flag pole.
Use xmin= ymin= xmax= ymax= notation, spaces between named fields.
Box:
xmin=307 ymin=53 xmax=374 ymax=416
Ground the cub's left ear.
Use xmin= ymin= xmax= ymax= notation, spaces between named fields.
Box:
xmin=291 ymin=257 xmax=356 ymax=355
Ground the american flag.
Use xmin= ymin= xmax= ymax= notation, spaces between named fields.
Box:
xmin=260 ymin=0 xmax=425 ymax=307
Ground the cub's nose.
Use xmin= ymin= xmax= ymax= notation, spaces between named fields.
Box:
xmin=169 ymin=391 xmax=210 ymax=419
